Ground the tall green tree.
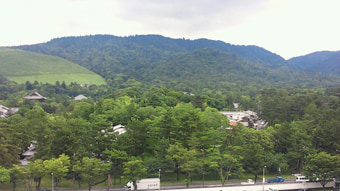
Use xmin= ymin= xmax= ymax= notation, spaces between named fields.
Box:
xmin=73 ymin=157 xmax=112 ymax=191
xmin=9 ymin=164 xmax=26 ymax=191
xmin=43 ymin=154 xmax=71 ymax=188
xmin=304 ymin=152 xmax=340 ymax=191
xmin=28 ymin=159 xmax=45 ymax=190
xmin=0 ymin=121 xmax=21 ymax=167
xmin=11 ymin=164 xmax=34 ymax=191
xmin=166 ymin=143 xmax=200 ymax=186
xmin=208 ymin=146 xmax=244 ymax=185
xmin=122 ymin=160 xmax=147 ymax=191
xmin=241 ymin=129 xmax=273 ymax=182
xmin=171 ymin=103 xmax=200 ymax=148
xmin=102 ymin=148 xmax=128 ymax=184
xmin=287 ymin=121 xmax=314 ymax=172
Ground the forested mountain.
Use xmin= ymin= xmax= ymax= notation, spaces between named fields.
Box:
xmin=13 ymin=34 xmax=339 ymax=93
xmin=15 ymin=34 xmax=287 ymax=68
xmin=288 ymin=51 xmax=340 ymax=76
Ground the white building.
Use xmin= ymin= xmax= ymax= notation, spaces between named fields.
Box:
xmin=101 ymin=124 xmax=127 ymax=135
xmin=20 ymin=141 xmax=37 ymax=165
xmin=112 ymin=124 xmax=127 ymax=135
xmin=74 ymin=94 xmax=88 ymax=100
xmin=220 ymin=110 xmax=262 ymax=128
xmin=0 ymin=104 xmax=19 ymax=118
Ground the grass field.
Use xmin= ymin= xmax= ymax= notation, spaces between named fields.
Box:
xmin=7 ymin=73 xmax=106 ymax=85
xmin=0 ymin=47 xmax=106 ymax=85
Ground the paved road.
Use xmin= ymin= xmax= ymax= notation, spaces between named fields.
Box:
xmin=54 ymin=179 xmax=299 ymax=191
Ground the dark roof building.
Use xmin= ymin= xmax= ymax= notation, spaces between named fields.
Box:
xmin=24 ymin=92 xmax=46 ymax=101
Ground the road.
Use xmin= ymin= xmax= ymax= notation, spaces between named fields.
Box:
xmin=50 ymin=179 xmax=336 ymax=191
xmin=55 ymin=179 xmax=302 ymax=191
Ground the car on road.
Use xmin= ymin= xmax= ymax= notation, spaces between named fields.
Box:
xmin=296 ymin=175 xmax=309 ymax=182
xmin=241 ymin=179 xmax=255 ymax=184
xmin=267 ymin=176 xmax=284 ymax=183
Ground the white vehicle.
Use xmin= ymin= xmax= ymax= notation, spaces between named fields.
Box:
xmin=241 ymin=179 xmax=255 ymax=184
xmin=296 ymin=175 xmax=310 ymax=182
xmin=269 ymin=187 xmax=279 ymax=191
xmin=125 ymin=178 xmax=160 ymax=190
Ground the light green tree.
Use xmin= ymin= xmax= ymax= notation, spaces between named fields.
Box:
xmin=10 ymin=164 xmax=24 ymax=191
xmin=43 ymin=154 xmax=70 ymax=188
xmin=0 ymin=165 xmax=10 ymax=183
xmin=10 ymin=164 xmax=33 ymax=191
xmin=166 ymin=143 xmax=200 ymax=187
xmin=304 ymin=152 xmax=340 ymax=191
xmin=73 ymin=157 xmax=111 ymax=191
xmin=208 ymin=146 xmax=244 ymax=185
xmin=28 ymin=159 xmax=45 ymax=190
xmin=122 ymin=160 xmax=147 ymax=191
xmin=102 ymin=148 xmax=128 ymax=184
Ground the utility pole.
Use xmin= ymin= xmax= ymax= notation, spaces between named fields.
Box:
xmin=201 ymin=149 xmax=205 ymax=187
xmin=51 ymin=173 xmax=54 ymax=191
xmin=159 ymin=169 xmax=161 ymax=191
xmin=73 ymin=152 xmax=75 ymax=191
xmin=263 ymin=166 xmax=266 ymax=191
xmin=107 ymin=174 xmax=111 ymax=191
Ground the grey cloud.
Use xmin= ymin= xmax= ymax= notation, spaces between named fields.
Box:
xmin=116 ymin=0 xmax=269 ymax=33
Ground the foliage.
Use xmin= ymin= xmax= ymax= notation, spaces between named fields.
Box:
xmin=208 ymin=146 xmax=244 ymax=185
xmin=0 ymin=121 xmax=21 ymax=167
xmin=122 ymin=160 xmax=147 ymax=190
xmin=304 ymin=152 xmax=340 ymax=190
xmin=10 ymin=164 xmax=34 ymax=191
xmin=9 ymin=164 xmax=25 ymax=191
xmin=14 ymin=35 xmax=340 ymax=93
xmin=0 ymin=82 xmax=338 ymax=190
xmin=0 ymin=166 xmax=10 ymax=183
xmin=43 ymin=154 xmax=71 ymax=188
xmin=73 ymin=157 xmax=111 ymax=191
xmin=0 ymin=33 xmax=339 ymax=191
xmin=166 ymin=143 xmax=201 ymax=187
xmin=28 ymin=159 xmax=45 ymax=190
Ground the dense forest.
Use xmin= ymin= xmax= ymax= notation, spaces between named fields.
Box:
xmin=0 ymin=35 xmax=339 ymax=191
xmin=0 ymin=77 xmax=339 ymax=191
xmin=14 ymin=35 xmax=340 ymax=92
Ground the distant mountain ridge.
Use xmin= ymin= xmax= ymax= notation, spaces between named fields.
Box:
xmin=15 ymin=34 xmax=287 ymax=68
xmin=288 ymin=51 xmax=340 ymax=76
xmin=11 ymin=34 xmax=340 ymax=92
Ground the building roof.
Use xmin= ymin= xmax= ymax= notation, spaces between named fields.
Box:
xmin=112 ymin=124 xmax=127 ymax=135
xmin=0 ymin=104 xmax=9 ymax=111
xmin=0 ymin=105 xmax=19 ymax=118
xmin=74 ymin=94 xmax=88 ymax=100
xmin=24 ymin=92 xmax=46 ymax=100
xmin=229 ymin=121 xmax=238 ymax=126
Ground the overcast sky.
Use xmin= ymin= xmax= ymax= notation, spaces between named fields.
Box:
xmin=1 ymin=0 xmax=339 ymax=59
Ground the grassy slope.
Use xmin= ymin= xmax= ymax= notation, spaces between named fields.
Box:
xmin=0 ymin=48 xmax=106 ymax=85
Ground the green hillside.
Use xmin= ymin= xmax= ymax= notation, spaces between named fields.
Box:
xmin=14 ymin=35 xmax=340 ymax=92
xmin=0 ymin=48 xmax=106 ymax=85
